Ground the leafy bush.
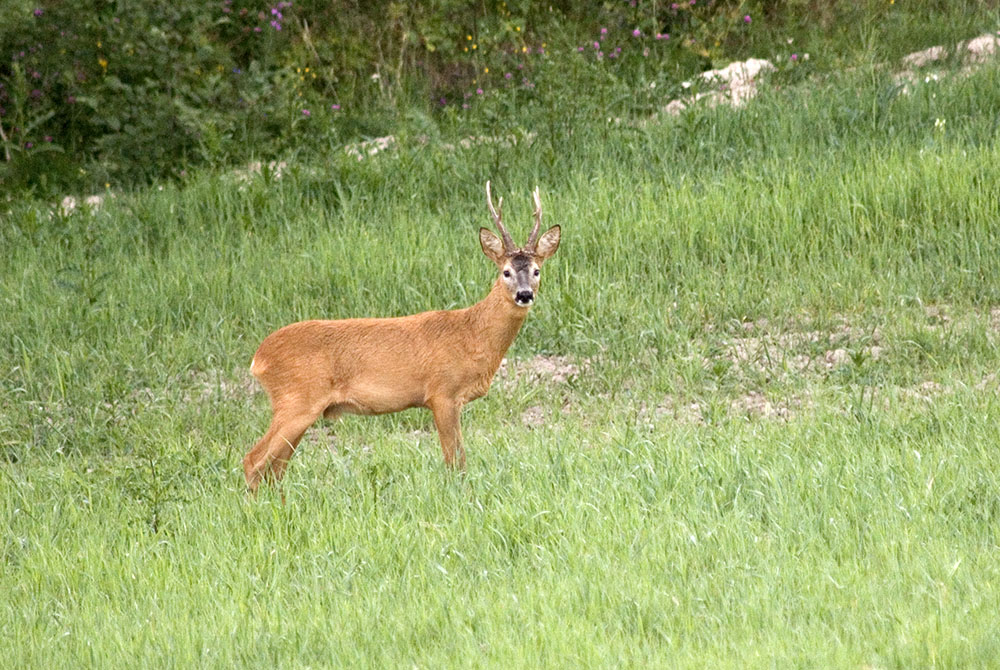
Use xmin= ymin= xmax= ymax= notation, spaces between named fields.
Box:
xmin=1 ymin=0 xmax=997 ymax=195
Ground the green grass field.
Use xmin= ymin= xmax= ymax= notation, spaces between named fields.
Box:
xmin=3 ymin=54 xmax=1000 ymax=667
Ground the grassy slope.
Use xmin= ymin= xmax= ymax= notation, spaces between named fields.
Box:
xmin=2 ymin=58 xmax=1000 ymax=667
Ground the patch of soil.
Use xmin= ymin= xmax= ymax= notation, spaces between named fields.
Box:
xmin=521 ymin=406 xmax=546 ymax=428
xmin=719 ymin=321 xmax=883 ymax=379
xmin=497 ymin=354 xmax=589 ymax=386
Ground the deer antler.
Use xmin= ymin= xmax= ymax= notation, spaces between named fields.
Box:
xmin=526 ymin=186 xmax=542 ymax=251
xmin=485 ymin=181 xmax=515 ymax=251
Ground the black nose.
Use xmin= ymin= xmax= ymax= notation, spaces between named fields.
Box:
xmin=515 ymin=290 xmax=534 ymax=304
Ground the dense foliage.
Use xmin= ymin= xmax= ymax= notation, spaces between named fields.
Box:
xmin=1 ymin=0 xmax=997 ymax=194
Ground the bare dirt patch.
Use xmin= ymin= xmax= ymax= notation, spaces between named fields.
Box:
xmin=717 ymin=320 xmax=883 ymax=381
xmin=654 ymin=396 xmax=706 ymax=425
xmin=520 ymin=406 xmax=547 ymax=428
xmin=496 ymin=354 xmax=590 ymax=386
xmin=729 ymin=390 xmax=808 ymax=421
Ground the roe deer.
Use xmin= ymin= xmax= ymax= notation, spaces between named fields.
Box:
xmin=243 ymin=182 xmax=561 ymax=491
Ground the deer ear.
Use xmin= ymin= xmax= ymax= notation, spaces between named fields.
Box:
xmin=480 ymin=228 xmax=505 ymax=264
xmin=534 ymin=225 xmax=561 ymax=263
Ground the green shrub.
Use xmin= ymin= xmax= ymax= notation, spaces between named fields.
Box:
xmin=1 ymin=1 xmax=997 ymax=194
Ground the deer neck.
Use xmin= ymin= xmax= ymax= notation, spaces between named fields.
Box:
xmin=467 ymin=279 xmax=530 ymax=366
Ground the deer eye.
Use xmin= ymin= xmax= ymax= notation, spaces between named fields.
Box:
xmin=503 ymin=270 xmax=511 ymax=278
xmin=533 ymin=268 xmax=540 ymax=277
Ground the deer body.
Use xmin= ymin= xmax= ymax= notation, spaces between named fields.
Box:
xmin=243 ymin=183 xmax=560 ymax=491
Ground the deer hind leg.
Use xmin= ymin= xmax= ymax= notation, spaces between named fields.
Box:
xmin=243 ymin=404 xmax=319 ymax=492
xmin=428 ymin=399 xmax=466 ymax=470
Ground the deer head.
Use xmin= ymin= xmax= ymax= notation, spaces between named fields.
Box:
xmin=480 ymin=181 xmax=561 ymax=308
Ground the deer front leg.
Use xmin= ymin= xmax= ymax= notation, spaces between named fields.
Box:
xmin=428 ymin=399 xmax=466 ymax=470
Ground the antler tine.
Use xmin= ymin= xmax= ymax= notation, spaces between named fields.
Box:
xmin=485 ymin=180 xmax=515 ymax=250
xmin=526 ymin=186 xmax=542 ymax=250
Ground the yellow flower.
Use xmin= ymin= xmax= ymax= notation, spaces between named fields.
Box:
xmin=98 ymin=57 xmax=108 ymax=69
xmin=472 ymin=43 xmax=477 ymax=50
xmin=484 ymin=67 xmax=489 ymax=73
xmin=515 ymin=26 xmax=520 ymax=32
xmin=466 ymin=35 xmax=472 ymax=40
xmin=521 ymin=46 xmax=527 ymax=53
xmin=304 ymin=67 xmax=310 ymax=72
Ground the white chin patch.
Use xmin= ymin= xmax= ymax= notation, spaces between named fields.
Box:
xmin=515 ymin=298 xmax=534 ymax=307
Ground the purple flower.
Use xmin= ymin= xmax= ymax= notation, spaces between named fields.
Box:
xmin=743 ymin=14 xmax=751 ymax=23
xmin=301 ymin=108 xmax=311 ymax=116
xmin=632 ymin=29 xmax=641 ymax=37
xmin=593 ymin=41 xmax=600 ymax=50
xmin=476 ymin=87 xmax=483 ymax=95
xmin=44 ymin=135 xmax=52 ymax=142
xmin=438 ymin=97 xmax=446 ymax=106
xmin=270 ymin=20 xmax=281 ymax=30
xmin=25 ymin=142 xmax=33 ymax=149
xmin=331 ymin=103 xmax=341 ymax=110
xmin=600 ymin=27 xmax=607 ymax=36
xmin=577 ymin=46 xmax=584 ymax=52
xmin=504 ymin=72 xmax=512 ymax=79
xmin=33 ymin=8 xmax=43 ymax=17
xmin=790 ymin=53 xmax=798 ymax=61
xmin=656 ymin=33 xmax=670 ymax=40
xmin=462 ymin=103 xmax=470 ymax=109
